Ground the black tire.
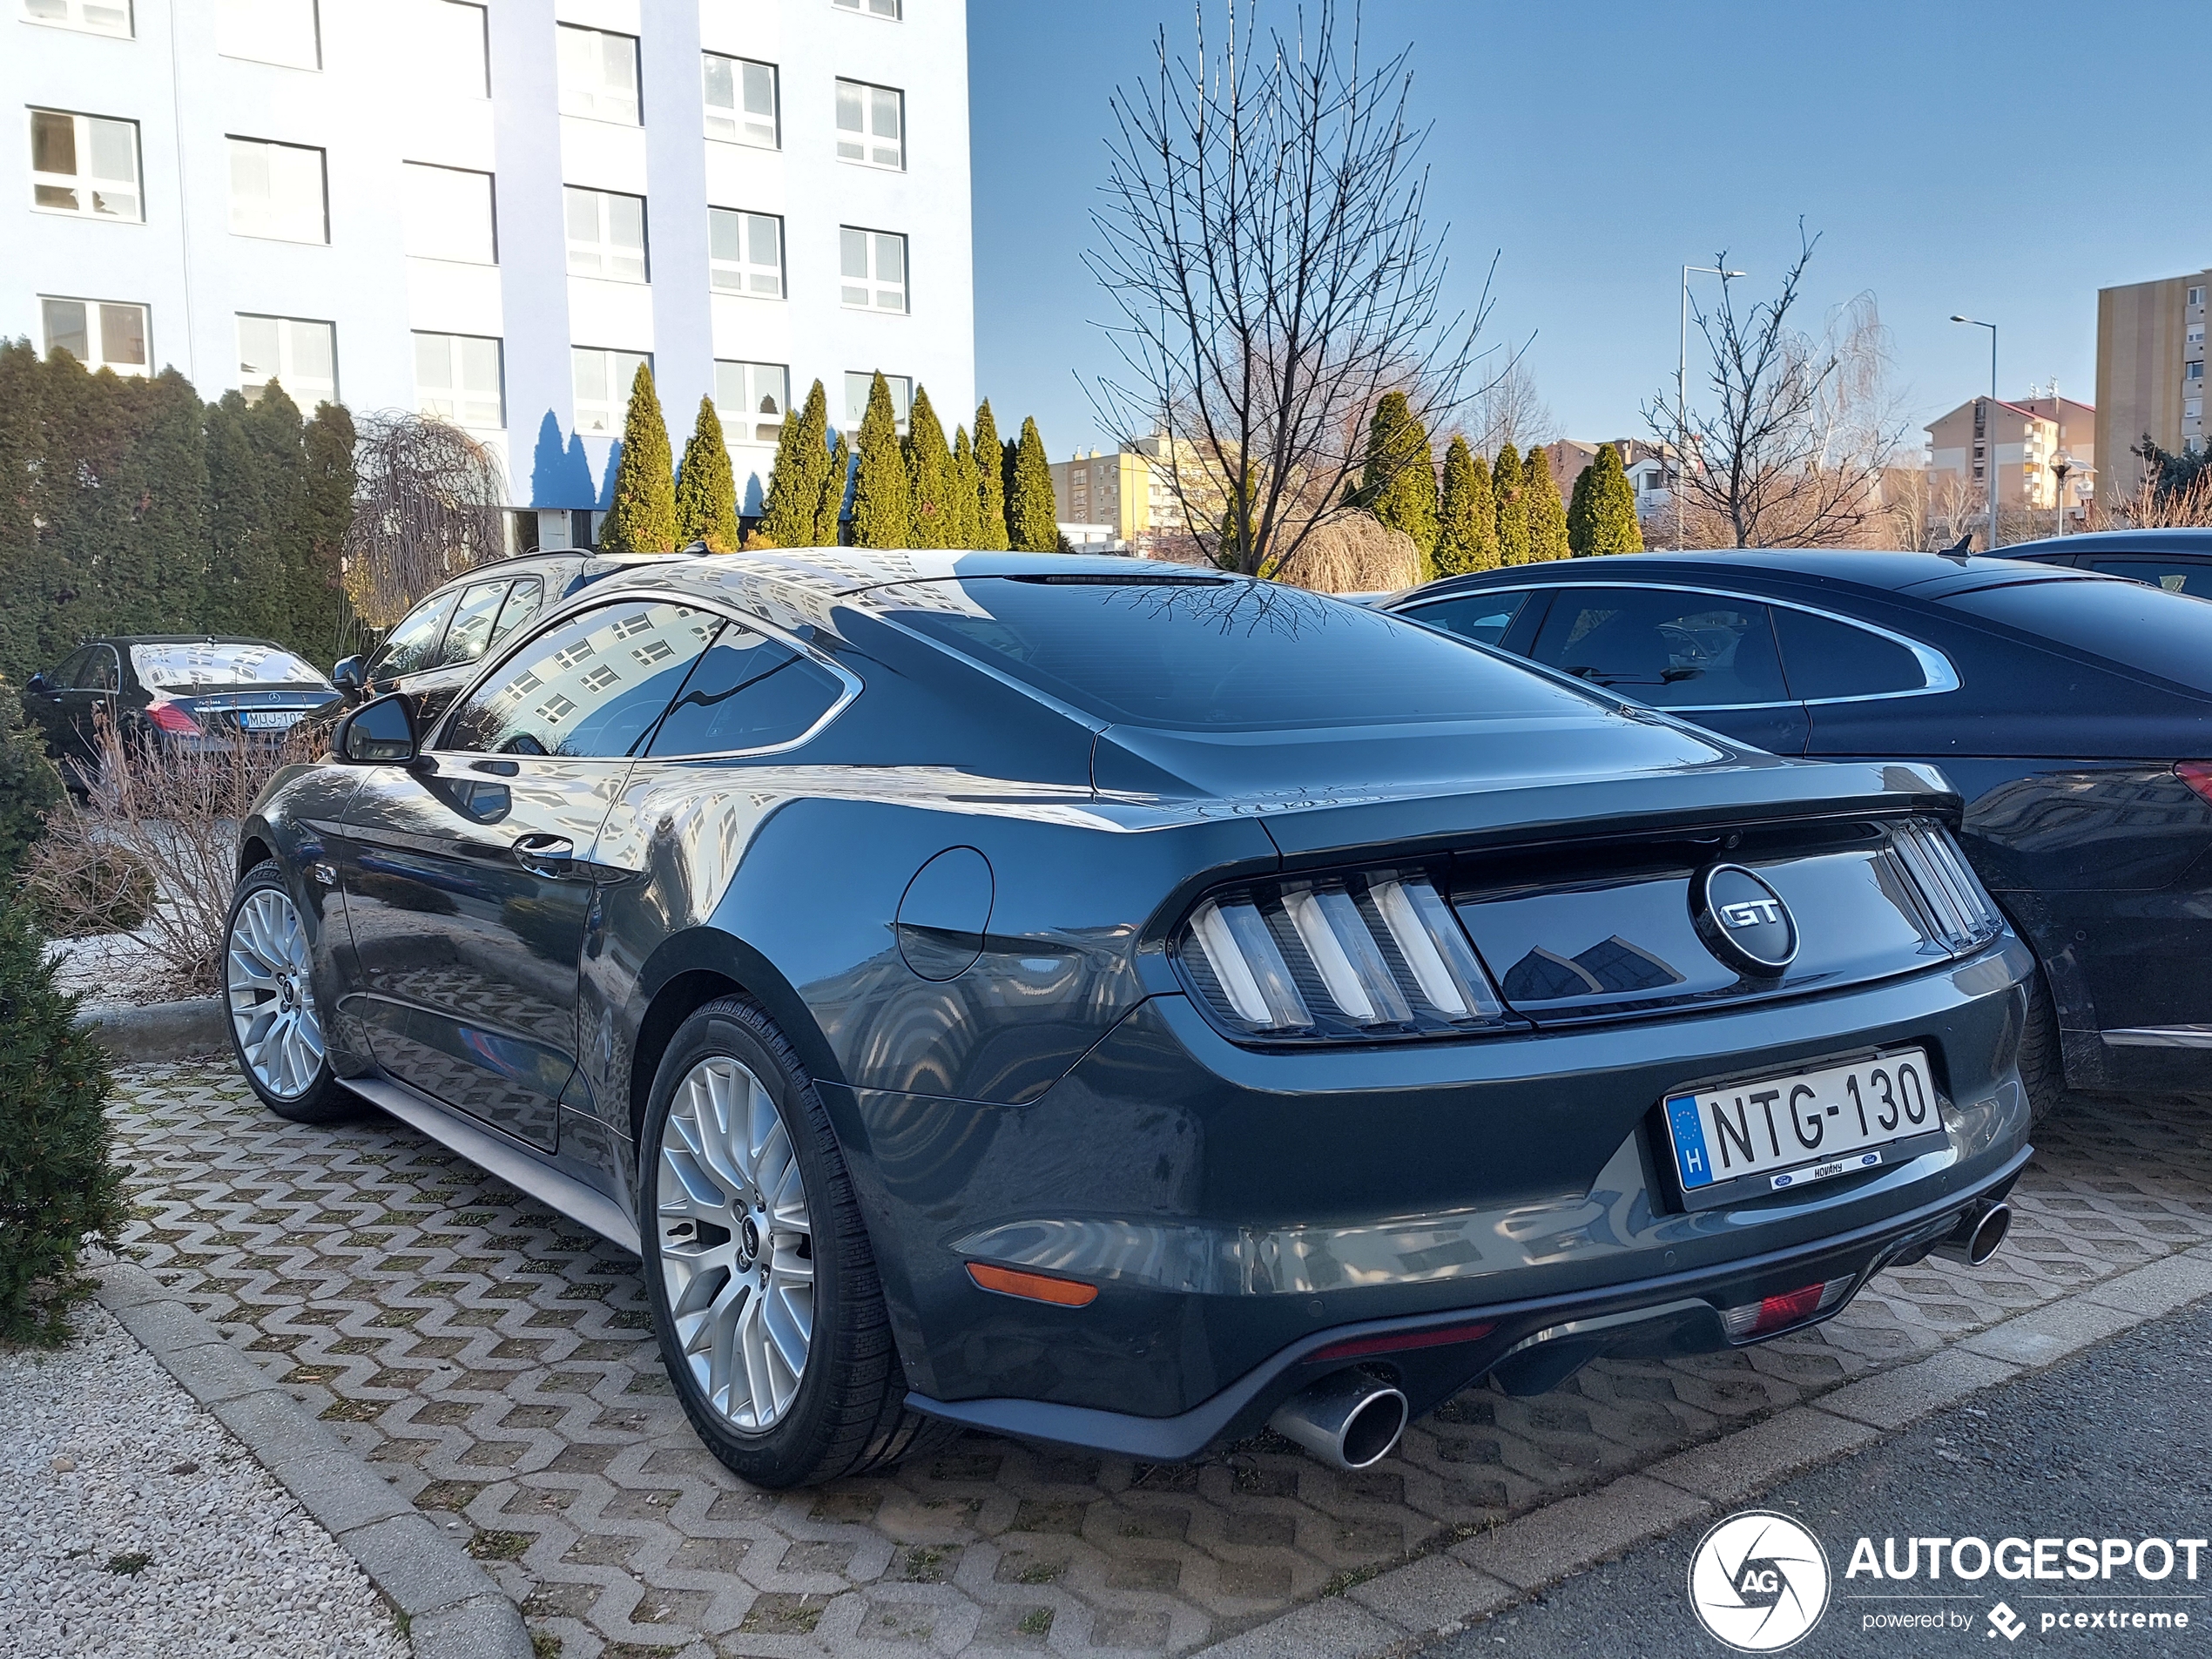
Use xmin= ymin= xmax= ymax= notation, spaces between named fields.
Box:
xmin=2018 ymin=966 xmax=2066 ymax=1129
xmin=638 ymin=996 xmax=951 ymax=1488
xmin=222 ymin=860 xmax=353 ymax=1124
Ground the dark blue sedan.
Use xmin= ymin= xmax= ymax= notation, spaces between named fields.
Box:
xmin=1385 ymin=551 xmax=2212 ymax=1110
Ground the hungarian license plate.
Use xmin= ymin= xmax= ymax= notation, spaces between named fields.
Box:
xmin=240 ymin=710 xmax=303 ymax=730
xmin=1663 ymin=1048 xmax=1939 ymax=1204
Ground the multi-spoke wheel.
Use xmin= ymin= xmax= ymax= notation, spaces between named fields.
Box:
xmin=656 ymin=1055 xmax=816 ymax=1431
xmin=223 ymin=861 xmax=348 ymax=1123
xmin=639 ymin=996 xmax=952 ymax=1487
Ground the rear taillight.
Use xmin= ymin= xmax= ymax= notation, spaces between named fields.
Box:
xmin=2177 ymin=761 xmax=2212 ymax=806
xmin=1177 ymin=871 xmax=1509 ymax=1041
xmin=1719 ymin=1275 xmax=1853 ymax=1340
xmin=1886 ymin=819 xmax=2002 ymax=954
xmin=145 ymin=699 xmax=200 ymax=734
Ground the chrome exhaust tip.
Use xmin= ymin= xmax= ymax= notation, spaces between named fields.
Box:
xmin=1268 ymin=1372 xmax=1409 ymax=1471
xmin=1932 ymin=1199 xmax=2011 ymax=1268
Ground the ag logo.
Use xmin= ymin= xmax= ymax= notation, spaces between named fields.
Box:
xmin=1687 ymin=1510 xmax=1831 ymax=1652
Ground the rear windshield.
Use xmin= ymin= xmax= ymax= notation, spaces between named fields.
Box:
xmin=130 ymin=642 xmax=329 ymax=690
xmin=874 ymin=576 xmax=1600 ymax=731
xmin=1941 ymin=578 xmax=2212 ymax=695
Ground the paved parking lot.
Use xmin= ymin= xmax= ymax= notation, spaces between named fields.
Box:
xmin=107 ymin=1062 xmax=2212 ymax=1659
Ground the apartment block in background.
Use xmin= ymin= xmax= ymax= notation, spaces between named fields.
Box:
xmin=1925 ymin=394 xmax=2094 ymax=519
xmin=5 ymin=0 xmax=975 ymax=542
xmin=2095 ymin=270 xmax=2207 ymax=499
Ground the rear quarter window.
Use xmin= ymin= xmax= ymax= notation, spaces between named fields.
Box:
xmin=1942 ymin=578 xmax=2212 ymax=694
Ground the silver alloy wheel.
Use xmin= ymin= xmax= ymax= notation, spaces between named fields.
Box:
xmin=226 ymin=886 xmax=327 ymax=1099
xmin=656 ymin=1055 xmax=816 ymax=1432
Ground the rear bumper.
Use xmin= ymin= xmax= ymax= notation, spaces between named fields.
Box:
xmin=907 ymin=1146 xmax=2028 ymax=1459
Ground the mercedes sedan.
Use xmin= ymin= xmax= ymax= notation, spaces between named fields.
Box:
xmin=226 ymin=551 xmax=2034 ymax=1487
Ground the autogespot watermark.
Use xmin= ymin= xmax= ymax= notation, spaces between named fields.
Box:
xmin=1689 ymin=1512 xmax=2210 ymax=1648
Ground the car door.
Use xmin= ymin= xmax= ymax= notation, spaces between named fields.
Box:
xmin=71 ymin=644 xmax=123 ymax=755
xmin=337 ymin=597 xmax=720 ymax=1148
xmin=25 ymin=647 xmax=90 ymax=761
xmin=1521 ymin=585 xmax=1810 ymax=753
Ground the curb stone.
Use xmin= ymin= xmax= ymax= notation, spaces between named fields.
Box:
xmin=1185 ymin=1240 xmax=2212 ymax=1659
xmin=77 ymin=996 xmax=226 ymax=1064
xmin=94 ymin=1260 xmax=535 ymax=1659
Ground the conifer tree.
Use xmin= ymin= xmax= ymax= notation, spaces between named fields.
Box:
xmin=761 ymin=380 xmax=831 ymax=547
xmin=902 ymin=386 xmax=954 ymax=549
xmin=1493 ymin=441 xmax=1530 ymax=565
xmin=1433 ymin=435 xmax=1501 ymax=575
xmin=600 ymin=363 xmax=678 ymax=553
xmin=296 ymin=401 xmax=357 ymax=658
xmin=971 ymin=401 xmax=1010 ymax=550
xmin=948 ymin=426 xmax=982 ymax=547
xmin=847 ymin=372 xmax=912 ymax=548
xmin=675 ymin=396 xmax=740 ymax=551
xmin=1523 ymin=445 xmax=1570 ymax=563
xmin=1006 ymin=417 xmax=1059 ymax=551
xmin=204 ymin=386 xmax=303 ymax=645
xmin=816 ymin=429 xmax=852 ymax=545
xmin=1359 ymin=391 xmax=1439 ymax=559
xmin=1568 ymin=444 xmax=1644 ymax=556
xmin=0 ymin=343 xmax=47 ymax=679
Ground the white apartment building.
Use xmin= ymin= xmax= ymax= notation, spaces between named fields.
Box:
xmin=4 ymin=0 xmax=975 ymax=543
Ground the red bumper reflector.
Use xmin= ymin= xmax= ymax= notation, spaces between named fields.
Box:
xmin=1722 ymin=1275 xmax=1853 ymax=1340
xmin=1309 ymin=1321 xmax=1497 ymax=1363
xmin=967 ymin=1263 xmax=1097 ymax=1307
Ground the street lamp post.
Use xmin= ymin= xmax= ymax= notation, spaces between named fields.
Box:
xmin=1678 ymin=265 xmax=1746 ymax=550
xmin=1951 ymin=314 xmax=1999 ymax=552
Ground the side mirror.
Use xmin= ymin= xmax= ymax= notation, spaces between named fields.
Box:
xmin=24 ymin=672 xmax=50 ymax=696
xmin=334 ymin=692 xmax=418 ymax=764
xmin=331 ymin=655 xmax=366 ymax=695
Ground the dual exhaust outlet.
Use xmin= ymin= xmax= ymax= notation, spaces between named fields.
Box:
xmin=1265 ymin=1197 xmax=2011 ymax=1473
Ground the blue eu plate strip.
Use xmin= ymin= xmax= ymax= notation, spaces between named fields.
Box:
xmin=1666 ymin=1093 xmax=1713 ymax=1189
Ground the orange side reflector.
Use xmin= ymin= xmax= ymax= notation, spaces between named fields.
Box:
xmin=967 ymin=1263 xmax=1098 ymax=1307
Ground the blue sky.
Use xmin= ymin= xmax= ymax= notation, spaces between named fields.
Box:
xmin=968 ymin=0 xmax=2201 ymax=462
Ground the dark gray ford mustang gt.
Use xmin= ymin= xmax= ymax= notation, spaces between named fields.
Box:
xmin=226 ymin=550 xmax=2034 ymax=1487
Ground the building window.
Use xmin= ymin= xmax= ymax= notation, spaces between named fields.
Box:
xmin=839 ymin=226 xmax=907 ymax=312
xmin=564 ymin=186 xmax=647 ymax=282
xmin=421 ymin=1 xmax=489 ymax=98
xmin=2190 ymin=361 xmax=2206 ymax=383
xmin=238 ymin=314 xmax=336 ymax=406
xmin=41 ymin=296 xmax=148 ymax=375
xmin=29 ymin=110 xmax=141 ymax=221
xmin=843 ymin=371 xmax=910 ymax=430
xmin=2190 ymin=398 xmax=2206 ymax=422
xmin=703 ymin=54 xmax=778 ymax=147
xmin=20 ymin=0 xmax=132 ymax=37
xmin=227 ymin=137 xmax=328 ymax=242
xmin=414 ymin=333 xmax=504 ymax=428
xmin=573 ymin=347 xmax=651 ymax=435
xmin=708 ymin=208 xmax=782 ymax=298
xmin=215 ymin=0 xmax=320 ymax=70
xmin=833 ymin=0 xmax=901 ymax=16
xmin=402 ymin=163 xmax=496 ymax=263
xmin=714 ymin=361 xmax=789 ymax=443
xmin=2193 ymin=287 xmax=2207 ymax=308
xmin=556 ymin=24 xmax=639 ymax=125
xmin=835 ymin=80 xmax=904 ymax=168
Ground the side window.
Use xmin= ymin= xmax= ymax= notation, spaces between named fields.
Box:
xmin=1528 ymin=587 xmax=1786 ymax=708
xmin=81 ymin=646 xmax=119 ymax=691
xmin=371 ymin=591 xmax=460 ymax=678
xmin=1398 ymin=592 xmax=1528 ymax=649
xmin=440 ymin=579 xmax=514 ymax=668
xmin=2082 ymin=556 xmax=2212 ymax=599
xmin=442 ymin=600 xmax=718 ymax=758
xmin=1770 ymin=607 xmax=1929 ymax=700
xmin=47 ymin=648 xmax=89 ymax=687
xmin=646 ymin=624 xmax=845 ymax=757
xmin=490 ymin=577 xmax=544 ymax=644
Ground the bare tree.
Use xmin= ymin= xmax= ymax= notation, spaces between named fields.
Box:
xmin=342 ymin=413 xmax=508 ymax=629
xmin=1087 ymin=0 xmax=1489 ymax=577
xmin=1464 ymin=350 xmax=1554 ymax=458
xmin=1646 ymin=228 xmax=1907 ymax=548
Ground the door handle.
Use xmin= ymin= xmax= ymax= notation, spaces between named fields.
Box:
xmin=511 ymin=833 xmax=577 ymax=878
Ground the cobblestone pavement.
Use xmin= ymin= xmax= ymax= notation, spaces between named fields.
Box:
xmin=107 ymin=1062 xmax=2212 ymax=1659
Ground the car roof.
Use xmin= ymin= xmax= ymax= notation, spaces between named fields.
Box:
xmin=78 ymin=635 xmax=297 ymax=646
xmin=1401 ymin=549 xmax=2111 ymax=604
xmin=2003 ymin=529 xmax=2212 ymax=562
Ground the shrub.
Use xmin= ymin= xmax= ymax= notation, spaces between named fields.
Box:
xmin=26 ymin=839 xmax=158 ymax=939
xmin=0 ymin=894 xmax=127 ymax=1344
xmin=0 ymin=681 xmax=64 ymax=880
